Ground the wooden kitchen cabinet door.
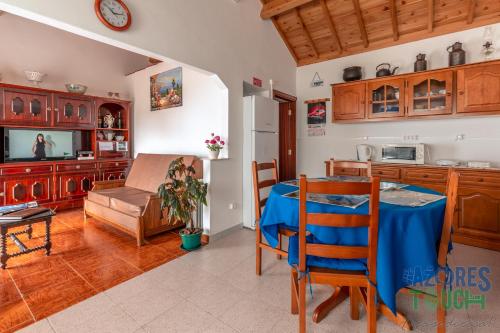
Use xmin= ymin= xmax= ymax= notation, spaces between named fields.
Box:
xmin=332 ymin=82 xmax=366 ymax=121
xmin=1 ymin=89 xmax=51 ymax=126
xmin=406 ymin=70 xmax=453 ymax=117
xmin=457 ymin=63 xmax=500 ymax=114
xmin=54 ymin=94 xmax=94 ymax=128
xmin=367 ymin=78 xmax=405 ymax=119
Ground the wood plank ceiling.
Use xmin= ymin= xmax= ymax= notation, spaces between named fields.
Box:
xmin=260 ymin=0 xmax=500 ymax=66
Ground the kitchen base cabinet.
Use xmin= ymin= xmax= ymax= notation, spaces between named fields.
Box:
xmin=325 ymin=160 xmax=500 ymax=251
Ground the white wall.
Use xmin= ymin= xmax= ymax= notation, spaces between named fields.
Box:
xmin=0 ymin=0 xmax=297 ymax=235
xmin=297 ymin=24 xmax=500 ymax=176
xmin=127 ymin=62 xmax=228 ymax=158
xmin=0 ymin=12 xmax=150 ymax=98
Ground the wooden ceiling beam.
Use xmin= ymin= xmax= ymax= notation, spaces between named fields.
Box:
xmin=352 ymin=0 xmax=369 ymax=48
xmin=428 ymin=0 xmax=434 ymax=32
xmin=260 ymin=0 xmax=315 ymax=19
xmin=272 ymin=17 xmax=299 ymax=64
xmin=467 ymin=0 xmax=477 ymax=24
xmin=389 ymin=0 xmax=399 ymax=41
xmin=320 ymin=0 xmax=343 ymax=53
xmin=294 ymin=8 xmax=319 ymax=58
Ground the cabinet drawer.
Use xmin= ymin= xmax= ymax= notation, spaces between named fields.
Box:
xmin=402 ymin=168 xmax=448 ymax=184
xmin=371 ymin=167 xmax=400 ymax=180
xmin=0 ymin=165 xmax=53 ymax=176
xmin=333 ymin=167 xmax=360 ymax=176
xmin=99 ymin=160 xmax=130 ymax=170
xmin=459 ymin=172 xmax=500 ymax=188
xmin=56 ymin=162 xmax=97 ymax=172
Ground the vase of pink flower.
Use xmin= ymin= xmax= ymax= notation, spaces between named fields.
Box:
xmin=205 ymin=133 xmax=225 ymax=160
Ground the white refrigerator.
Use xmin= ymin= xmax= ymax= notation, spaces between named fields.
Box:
xmin=243 ymin=95 xmax=279 ymax=229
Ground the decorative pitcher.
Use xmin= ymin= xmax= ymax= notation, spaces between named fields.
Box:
xmin=414 ymin=54 xmax=427 ymax=72
xmin=447 ymin=42 xmax=466 ymax=66
xmin=103 ymin=113 xmax=115 ymax=128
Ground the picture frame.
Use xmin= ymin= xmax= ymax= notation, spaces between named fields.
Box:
xmin=150 ymin=67 xmax=183 ymax=111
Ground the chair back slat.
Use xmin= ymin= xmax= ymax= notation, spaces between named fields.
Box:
xmin=328 ymin=159 xmax=372 ymax=177
xmin=259 ymin=179 xmax=277 ymax=189
xmin=307 ymin=181 xmax=372 ymax=195
xmin=252 ymin=159 xmax=279 ymax=221
xmin=437 ymin=170 xmax=459 ymax=266
xmin=256 ymin=162 xmax=276 ymax=171
xmin=306 ymin=244 xmax=369 ymax=259
xmin=307 ymin=213 xmax=370 ymax=227
xmin=298 ymin=175 xmax=380 ymax=280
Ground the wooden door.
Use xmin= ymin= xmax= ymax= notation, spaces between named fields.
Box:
xmin=457 ymin=63 xmax=500 ymax=114
xmin=274 ymin=91 xmax=296 ymax=181
xmin=28 ymin=176 xmax=52 ymax=203
xmin=367 ymin=78 xmax=405 ymax=119
xmin=57 ymin=173 xmax=96 ymax=200
xmin=102 ymin=169 xmax=126 ymax=181
xmin=1 ymin=89 xmax=51 ymax=126
xmin=407 ymin=70 xmax=453 ymax=116
xmin=455 ymin=187 xmax=500 ymax=242
xmin=3 ymin=179 xmax=29 ymax=204
xmin=54 ymin=95 xmax=94 ymax=128
xmin=333 ymin=82 xmax=366 ymax=121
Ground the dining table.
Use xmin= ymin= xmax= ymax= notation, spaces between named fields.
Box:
xmin=259 ymin=177 xmax=448 ymax=328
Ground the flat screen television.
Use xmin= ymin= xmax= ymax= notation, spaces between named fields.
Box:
xmin=3 ymin=128 xmax=79 ymax=163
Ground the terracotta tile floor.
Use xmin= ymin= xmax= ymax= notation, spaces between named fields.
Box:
xmin=0 ymin=209 xmax=187 ymax=333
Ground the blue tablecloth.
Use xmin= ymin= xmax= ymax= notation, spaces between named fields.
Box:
xmin=260 ymin=182 xmax=447 ymax=314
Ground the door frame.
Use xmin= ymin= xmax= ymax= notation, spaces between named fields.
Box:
xmin=273 ymin=89 xmax=297 ymax=181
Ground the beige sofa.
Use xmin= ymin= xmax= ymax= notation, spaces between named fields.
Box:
xmin=84 ymin=154 xmax=203 ymax=246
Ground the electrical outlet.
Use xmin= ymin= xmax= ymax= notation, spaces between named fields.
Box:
xmin=228 ymin=203 xmax=237 ymax=210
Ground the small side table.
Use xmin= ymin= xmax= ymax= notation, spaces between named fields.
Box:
xmin=0 ymin=212 xmax=54 ymax=269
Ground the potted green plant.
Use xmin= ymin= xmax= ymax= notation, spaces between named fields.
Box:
xmin=158 ymin=157 xmax=208 ymax=250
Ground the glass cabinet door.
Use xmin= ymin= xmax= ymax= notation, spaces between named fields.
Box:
xmin=367 ymin=78 xmax=405 ymax=119
xmin=407 ymin=70 xmax=453 ymax=116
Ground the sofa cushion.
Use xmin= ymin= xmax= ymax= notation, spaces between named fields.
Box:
xmin=87 ymin=187 xmax=155 ymax=217
xmin=109 ymin=191 xmax=155 ymax=217
xmin=125 ymin=154 xmax=202 ymax=193
xmin=85 ymin=199 xmax=138 ymax=231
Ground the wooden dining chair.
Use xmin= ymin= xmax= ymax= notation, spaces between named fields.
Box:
xmin=328 ymin=159 xmax=372 ymax=177
xmin=398 ymin=170 xmax=459 ymax=333
xmin=252 ymin=159 xmax=296 ymax=275
xmin=291 ymin=175 xmax=380 ymax=333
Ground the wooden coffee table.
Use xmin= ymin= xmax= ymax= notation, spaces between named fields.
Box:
xmin=0 ymin=212 xmax=54 ymax=269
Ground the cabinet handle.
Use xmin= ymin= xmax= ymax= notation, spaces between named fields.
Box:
xmin=368 ymin=100 xmax=373 ymax=105
xmin=47 ymin=106 xmax=52 ymax=111
xmin=458 ymin=91 xmax=464 ymax=96
xmin=76 ymin=165 xmax=81 ymax=169
xmin=478 ymin=178 xmax=484 ymax=182
xmin=54 ymin=108 xmax=59 ymax=112
xmin=115 ymin=162 xmax=119 ymax=166
xmin=0 ymin=192 xmax=4 ymax=197
xmin=423 ymin=174 xmax=429 ymax=178
xmin=25 ymin=168 xmax=32 ymax=173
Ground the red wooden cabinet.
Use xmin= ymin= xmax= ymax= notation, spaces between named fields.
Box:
xmin=54 ymin=94 xmax=94 ymax=128
xmin=456 ymin=63 xmax=500 ymax=114
xmin=1 ymin=175 xmax=52 ymax=205
xmin=0 ymin=88 xmax=51 ymax=126
xmin=332 ymin=83 xmax=366 ymax=121
xmin=57 ymin=173 xmax=97 ymax=200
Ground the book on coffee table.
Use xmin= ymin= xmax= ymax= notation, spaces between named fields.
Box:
xmin=0 ymin=207 xmax=51 ymax=221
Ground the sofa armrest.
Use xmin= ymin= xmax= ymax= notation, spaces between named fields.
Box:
xmin=92 ymin=179 xmax=126 ymax=191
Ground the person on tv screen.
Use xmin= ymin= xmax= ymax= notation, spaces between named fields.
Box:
xmin=32 ymin=133 xmax=52 ymax=160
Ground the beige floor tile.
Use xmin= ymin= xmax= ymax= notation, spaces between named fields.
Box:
xmin=143 ymin=300 xmax=235 ymax=333
xmin=16 ymin=319 xmax=55 ymax=333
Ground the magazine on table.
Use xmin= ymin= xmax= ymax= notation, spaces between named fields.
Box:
xmin=380 ymin=188 xmax=446 ymax=207
xmin=283 ymin=190 xmax=368 ymax=209
xmin=0 ymin=201 xmax=38 ymax=216
xmin=281 ymin=178 xmax=408 ymax=191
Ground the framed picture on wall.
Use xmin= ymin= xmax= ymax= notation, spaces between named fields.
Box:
xmin=150 ymin=67 xmax=183 ymax=111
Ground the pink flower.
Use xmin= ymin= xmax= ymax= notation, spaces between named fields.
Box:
xmin=214 ymin=136 xmax=220 ymax=141
xmin=205 ymin=140 xmax=209 ymax=143
xmin=210 ymin=139 xmax=216 ymax=144
xmin=220 ymin=141 xmax=225 ymax=145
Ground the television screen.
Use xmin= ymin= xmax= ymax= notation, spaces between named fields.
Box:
xmin=5 ymin=129 xmax=76 ymax=162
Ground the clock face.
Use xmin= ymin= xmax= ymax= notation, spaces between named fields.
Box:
xmin=96 ymin=0 xmax=131 ymax=31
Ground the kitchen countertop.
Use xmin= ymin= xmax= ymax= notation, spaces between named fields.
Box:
xmin=325 ymin=160 xmax=500 ymax=172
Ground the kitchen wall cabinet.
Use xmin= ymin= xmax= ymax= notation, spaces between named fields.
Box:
xmin=456 ymin=63 xmax=500 ymax=114
xmin=406 ymin=71 xmax=453 ymax=117
xmin=331 ymin=59 xmax=500 ymax=123
xmin=367 ymin=78 xmax=405 ymax=119
xmin=333 ymin=82 xmax=366 ymax=121
xmin=324 ymin=160 xmax=500 ymax=251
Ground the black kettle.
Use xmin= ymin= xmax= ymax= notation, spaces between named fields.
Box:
xmin=343 ymin=66 xmax=362 ymax=82
xmin=376 ymin=63 xmax=399 ymax=77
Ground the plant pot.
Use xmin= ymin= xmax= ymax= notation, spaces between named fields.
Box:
xmin=208 ymin=150 xmax=220 ymax=160
xmin=180 ymin=229 xmax=202 ymax=250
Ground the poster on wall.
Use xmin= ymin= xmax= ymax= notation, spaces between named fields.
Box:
xmin=307 ymin=101 xmax=326 ymax=136
xmin=150 ymin=67 xmax=183 ymax=111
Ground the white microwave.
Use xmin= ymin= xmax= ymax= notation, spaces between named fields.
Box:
xmin=379 ymin=144 xmax=426 ymax=164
